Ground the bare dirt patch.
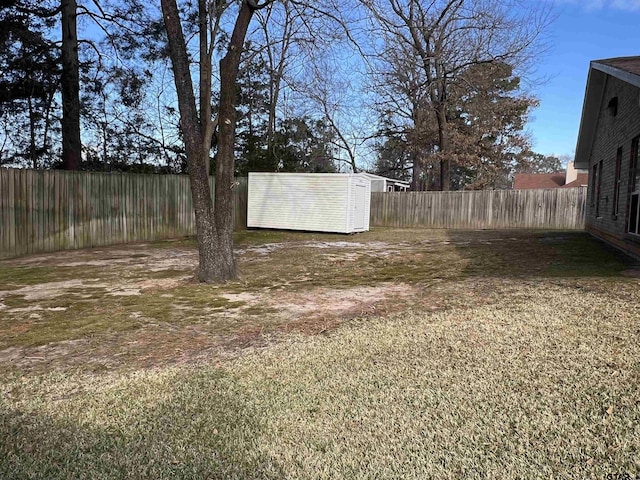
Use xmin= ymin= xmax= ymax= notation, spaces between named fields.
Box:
xmin=105 ymin=276 xmax=192 ymax=296
xmin=0 ymin=280 xmax=108 ymax=301
xmin=0 ymin=229 xmax=631 ymax=373
xmin=2 ymin=243 xmax=198 ymax=273
xmin=273 ymin=283 xmax=415 ymax=321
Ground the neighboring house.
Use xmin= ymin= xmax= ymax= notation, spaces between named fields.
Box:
xmin=574 ymin=56 xmax=640 ymax=259
xmin=359 ymin=173 xmax=410 ymax=192
xmin=513 ymin=162 xmax=588 ymax=190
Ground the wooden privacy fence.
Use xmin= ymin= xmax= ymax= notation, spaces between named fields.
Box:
xmin=1 ymin=169 xmax=587 ymax=259
xmin=0 ymin=169 xmax=248 ymax=259
xmin=370 ymin=187 xmax=587 ymax=230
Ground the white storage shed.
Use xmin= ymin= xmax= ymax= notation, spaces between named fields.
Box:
xmin=247 ymin=172 xmax=371 ymax=233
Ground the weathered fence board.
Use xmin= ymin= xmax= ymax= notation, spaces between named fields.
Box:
xmin=1 ymin=169 xmax=586 ymax=259
xmin=370 ymin=187 xmax=587 ymax=230
xmin=0 ymin=169 xmax=248 ymax=259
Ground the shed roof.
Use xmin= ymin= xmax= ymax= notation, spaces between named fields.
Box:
xmin=574 ymin=56 xmax=640 ymax=169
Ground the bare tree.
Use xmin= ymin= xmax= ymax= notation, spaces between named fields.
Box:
xmin=161 ymin=0 xmax=272 ymax=282
xmin=364 ymin=0 xmax=551 ymax=190
xmin=255 ymin=0 xmax=297 ymax=159
xmin=366 ymin=35 xmax=438 ymax=188
xmin=302 ymin=65 xmax=365 ymax=173
xmin=253 ymin=0 xmax=352 ymax=165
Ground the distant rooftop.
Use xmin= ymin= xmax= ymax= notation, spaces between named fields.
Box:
xmin=513 ymin=169 xmax=588 ymax=190
xmin=513 ymin=173 xmax=565 ymax=190
xmin=359 ymin=172 xmax=410 ymax=185
xmin=563 ymin=173 xmax=589 ymax=188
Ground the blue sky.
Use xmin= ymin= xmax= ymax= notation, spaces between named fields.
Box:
xmin=529 ymin=0 xmax=640 ymax=158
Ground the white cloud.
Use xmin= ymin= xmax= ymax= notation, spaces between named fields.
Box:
xmin=557 ymin=0 xmax=640 ymax=11
xmin=611 ymin=0 xmax=640 ymax=10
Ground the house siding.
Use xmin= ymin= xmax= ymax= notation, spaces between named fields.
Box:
xmin=586 ymin=75 xmax=640 ymax=259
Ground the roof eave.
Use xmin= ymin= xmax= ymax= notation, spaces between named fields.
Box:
xmin=574 ymin=59 xmax=640 ymax=170
xmin=574 ymin=66 xmax=606 ymax=170
xmin=592 ymin=61 xmax=640 ymax=89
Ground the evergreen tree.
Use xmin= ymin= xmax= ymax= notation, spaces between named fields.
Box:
xmin=0 ymin=0 xmax=60 ymax=167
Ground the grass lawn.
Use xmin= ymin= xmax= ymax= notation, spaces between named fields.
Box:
xmin=0 ymin=228 xmax=639 ymax=478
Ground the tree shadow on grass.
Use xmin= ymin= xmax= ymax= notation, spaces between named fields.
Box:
xmin=443 ymin=230 xmax=633 ymax=280
xmin=0 ymin=368 xmax=284 ymax=480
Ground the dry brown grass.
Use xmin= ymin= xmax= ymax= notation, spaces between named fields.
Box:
xmin=1 ymin=281 xmax=639 ymax=478
xmin=0 ymin=228 xmax=638 ymax=478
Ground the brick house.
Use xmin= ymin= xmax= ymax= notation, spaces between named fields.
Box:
xmin=574 ymin=56 xmax=640 ymax=259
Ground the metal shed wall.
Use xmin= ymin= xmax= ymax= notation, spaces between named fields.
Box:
xmin=247 ymin=173 xmax=371 ymax=233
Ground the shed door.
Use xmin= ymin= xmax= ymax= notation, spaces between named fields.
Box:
xmin=354 ymin=184 xmax=367 ymax=230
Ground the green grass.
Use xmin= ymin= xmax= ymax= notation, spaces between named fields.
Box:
xmin=0 ymin=265 xmax=95 ymax=289
xmin=0 ymin=286 xmax=250 ymax=348
xmin=1 ymin=283 xmax=639 ymax=479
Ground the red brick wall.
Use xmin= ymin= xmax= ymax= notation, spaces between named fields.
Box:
xmin=586 ymin=75 xmax=640 ymax=259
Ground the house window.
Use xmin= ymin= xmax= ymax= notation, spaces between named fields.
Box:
xmin=628 ymin=137 xmax=640 ymax=235
xmin=591 ymin=162 xmax=598 ymax=207
xmin=592 ymin=160 xmax=603 ymax=217
xmin=607 ymin=97 xmax=618 ymax=116
xmin=612 ymin=147 xmax=622 ymax=219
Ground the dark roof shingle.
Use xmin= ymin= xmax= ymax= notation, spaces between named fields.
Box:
xmin=513 ymin=173 xmax=565 ymax=190
xmin=562 ymin=173 xmax=589 ymax=188
xmin=596 ymin=56 xmax=640 ymax=77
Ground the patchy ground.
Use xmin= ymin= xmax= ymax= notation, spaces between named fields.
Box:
xmin=0 ymin=228 xmax=631 ymax=372
xmin=2 ymin=229 xmax=640 ymax=478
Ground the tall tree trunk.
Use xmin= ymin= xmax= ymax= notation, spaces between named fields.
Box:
xmin=161 ymin=0 xmax=221 ymax=282
xmin=412 ymin=105 xmax=427 ymax=191
xmin=436 ymin=106 xmax=450 ymax=191
xmin=28 ymin=97 xmax=37 ymax=169
xmin=267 ymin=80 xmax=278 ymax=166
xmin=61 ymin=0 xmax=81 ymax=170
xmin=41 ymin=90 xmax=54 ymax=161
xmin=261 ymin=1 xmax=291 ymax=169
xmin=101 ymin=94 xmax=108 ymax=164
xmin=198 ymin=0 xmax=213 ymax=176
xmin=265 ymin=33 xmax=288 ymax=167
xmin=411 ymin=155 xmax=421 ymax=191
xmin=162 ymin=0 xmax=258 ymax=282
xmin=215 ymin=1 xmax=257 ymax=280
